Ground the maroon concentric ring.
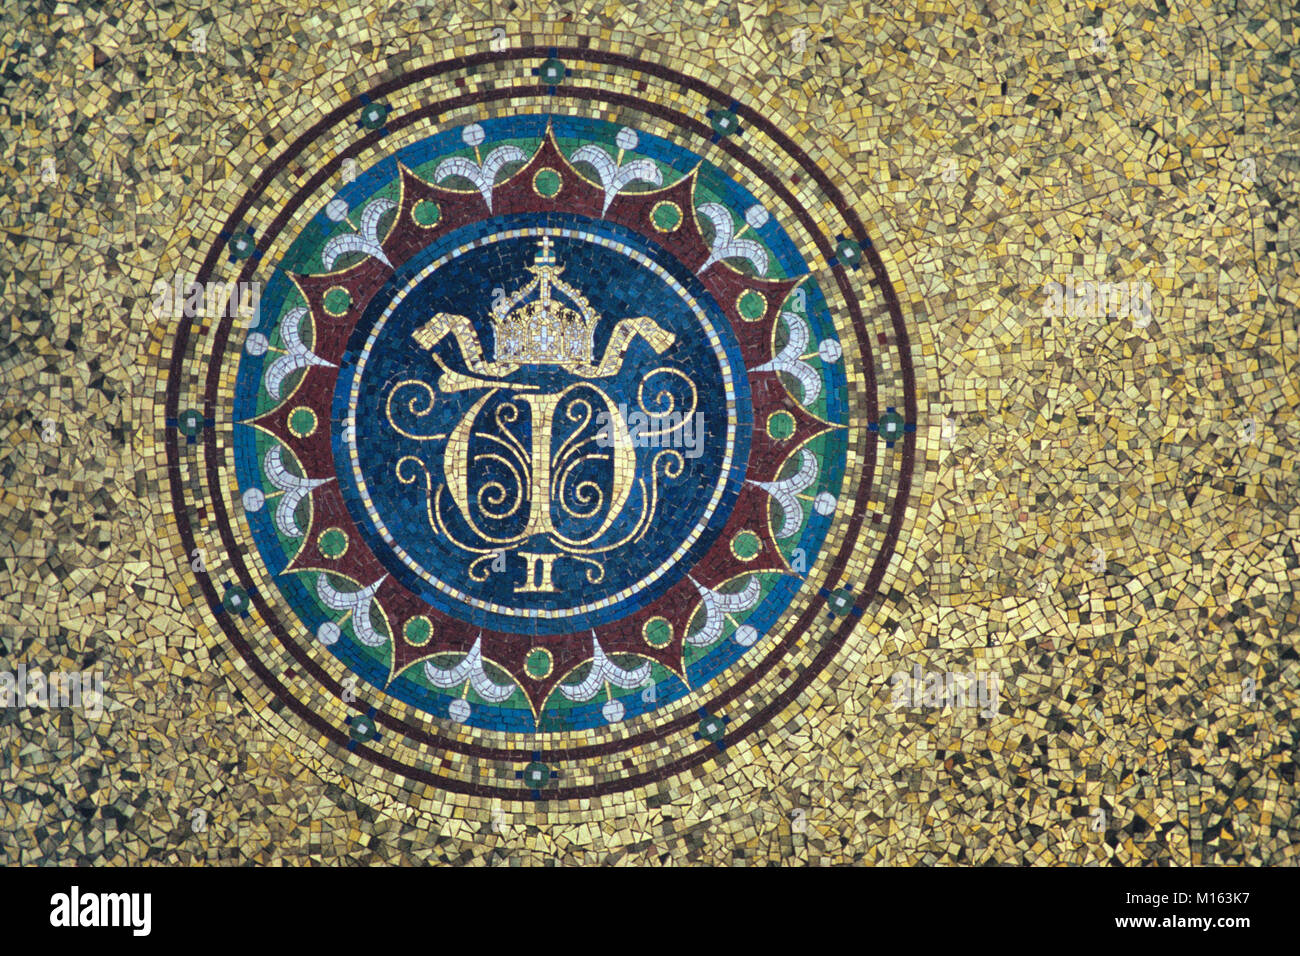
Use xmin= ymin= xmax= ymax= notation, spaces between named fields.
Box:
xmin=163 ymin=46 xmax=917 ymax=798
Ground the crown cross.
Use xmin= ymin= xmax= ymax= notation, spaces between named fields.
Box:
xmin=535 ymin=235 xmax=556 ymax=265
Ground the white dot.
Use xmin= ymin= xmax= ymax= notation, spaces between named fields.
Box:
xmin=244 ymin=333 xmax=269 ymax=356
xmin=316 ymin=622 xmax=340 ymax=646
xmin=734 ymin=625 xmax=760 ymax=646
xmin=462 ymin=123 xmax=485 ymax=147
xmin=615 ymin=127 xmax=638 ymax=151
xmin=814 ymin=492 xmax=837 ymax=515
xmin=325 ymin=199 xmax=349 ymax=222
xmin=818 ymin=339 xmax=843 ymax=362
xmin=745 ymin=205 xmax=770 ymax=230
xmin=449 ymin=698 xmax=471 ymax=722
xmin=242 ymin=488 xmax=265 ymax=512
xmin=602 ymin=699 xmax=625 ymax=723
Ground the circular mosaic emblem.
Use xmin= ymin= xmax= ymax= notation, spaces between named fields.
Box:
xmin=166 ymin=49 xmax=915 ymax=798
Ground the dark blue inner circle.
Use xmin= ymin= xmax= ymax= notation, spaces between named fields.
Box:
xmin=333 ymin=213 xmax=752 ymax=636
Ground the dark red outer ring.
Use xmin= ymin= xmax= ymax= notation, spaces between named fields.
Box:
xmin=163 ymin=46 xmax=917 ymax=799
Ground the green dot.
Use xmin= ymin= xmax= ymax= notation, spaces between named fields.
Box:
xmin=317 ymin=527 xmax=347 ymax=559
xmin=533 ymin=167 xmax=562 ymax=197
xmin=222 ymin=587 xmax=249 ymax=614
xmin=523 ymin=761 xmax=550 ymax=787
xmin=360 ymin=104 xmax=389 ymax=129
xmin=651 ymin=201 xmax=681 ymax=231
xmin=229 ymin=235 xmax=254 ymax=260
xmin=178 ymin=409 xmax=203 ymax=435
xmin=878 ymin=409 xmax=906 ymax=441
xmin=539 ymin=58 xmax=566 ymax=83
xmin=524 ymin=648 xmax=552 ymax=679
xmin=767 ymin=411 xmax=795 ymax=440
xmin=710 ymin=110 xmax=739 ymax=136
xmin=323 ymin=287 xmax=351 ymax=315
xmin=732 ymin=530 xmax=761 ymax=560
xmin=698 ymin=713 xmax=727 ymax=742
xmin=643 ymin=618 xmax=672 ymax=648
xmin=288 ymin=407 xmax=317 ymax=437
xmin=827 ymin=587 xmax=856 ymax=617
xmin=738 ymin=289 xmax=766 ymax=320
xmin=403 ymin=616 xmax=432 ymax=645
xmin=412 ymin=199 xmax=440 ymax=226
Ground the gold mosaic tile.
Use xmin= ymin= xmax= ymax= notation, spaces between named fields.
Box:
xmin=1 ymin=0 xmax=1296 ymax=866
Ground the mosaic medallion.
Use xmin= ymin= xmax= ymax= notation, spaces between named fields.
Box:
xmin=167 ymin=49 xmax=915 ymax=797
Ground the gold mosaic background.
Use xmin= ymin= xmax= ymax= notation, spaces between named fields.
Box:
xmin=2 ymin=0 xmax=1296 ymax=864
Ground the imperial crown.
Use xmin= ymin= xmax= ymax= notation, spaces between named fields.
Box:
xmin=411 ymin=234 xmax=675 ymax=388
xmin=490 ymin=237 xmax=599 ymax=368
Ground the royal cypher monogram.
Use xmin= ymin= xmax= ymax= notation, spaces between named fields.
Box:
xmin=387 ymin=237 xmax=701 ymax=595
